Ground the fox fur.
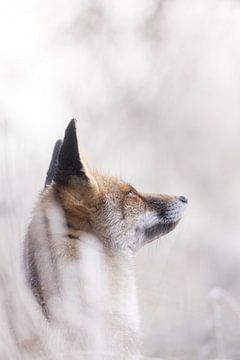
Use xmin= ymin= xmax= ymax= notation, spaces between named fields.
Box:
xmin=24 ymin=119 xmax=187 ymax=358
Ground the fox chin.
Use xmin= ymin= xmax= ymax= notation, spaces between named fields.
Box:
xmin=24 ymin=119 xmax=187 ymax=357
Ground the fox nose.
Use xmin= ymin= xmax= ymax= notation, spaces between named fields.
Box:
xmin=178 ymin=196 xmax=188 ymax=204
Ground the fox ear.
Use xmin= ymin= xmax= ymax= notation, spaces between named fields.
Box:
xmin=45 ymin=139 xmax=63 ymax=188
xmin=54 ymin=119 xmax=91 ymax=184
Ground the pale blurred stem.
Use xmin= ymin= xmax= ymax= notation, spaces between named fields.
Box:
xmin=209 ymin=288 xmax=240 ymax=359
xmin=211 ymin=298 xmax=225 ymax=359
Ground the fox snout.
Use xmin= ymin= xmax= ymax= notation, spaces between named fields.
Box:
xmin=162 ymin=195 xmax=188 ymax=222
xmin=142 ymin=194 xmax=188 ymax=243
xmin=145 ymin=194 xmax=187 ymax=221
xmin=157 ymin=195 xmax=188 ymax=223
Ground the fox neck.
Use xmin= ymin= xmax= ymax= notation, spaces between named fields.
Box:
xmin=25 ymin=186 xmax=140 ymax=353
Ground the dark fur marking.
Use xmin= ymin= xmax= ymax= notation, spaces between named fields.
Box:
xmin=26 ymin=236 xmax=49 ymax=319
xmin=66 ymin=222 xmax=81 ymax=231
xmin=42 ymin=210 xmax=60 ymax=295
xmin=68 ymin=233 xmax=79 ymax=239
xmin=145 ymin=221 xmax=179 ymax=239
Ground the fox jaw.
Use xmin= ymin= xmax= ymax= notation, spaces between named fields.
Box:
xmin=51 ymin=119 xmax=187 ymax=253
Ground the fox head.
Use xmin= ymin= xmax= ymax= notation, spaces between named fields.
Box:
xmin=48 ymin=119 xmax=187 ymax=253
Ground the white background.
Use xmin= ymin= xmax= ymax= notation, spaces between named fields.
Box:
xmin=1 ymin=0 xmax=240 ymax=358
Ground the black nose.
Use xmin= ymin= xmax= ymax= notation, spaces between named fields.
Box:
xmin=178 ymin=196 xmax=188 ymax=204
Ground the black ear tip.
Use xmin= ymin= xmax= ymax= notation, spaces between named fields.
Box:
xmin=63 ymin=119 xmax=79 ymax=139
xmin=67 ymin=118 xmax=78 ymax=130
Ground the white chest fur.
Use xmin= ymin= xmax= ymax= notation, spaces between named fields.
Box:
xmin=52 ymin=233 xmax=140 ymax=355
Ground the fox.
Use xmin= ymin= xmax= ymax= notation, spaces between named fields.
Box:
xmin=24 ymin=119 xmax=187 ymax=358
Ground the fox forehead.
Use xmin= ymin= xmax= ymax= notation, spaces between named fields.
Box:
xmin=55 ymin=171 xmax=142 ymax=208
xmin=93 ymin=172 xmax=132 ymax=195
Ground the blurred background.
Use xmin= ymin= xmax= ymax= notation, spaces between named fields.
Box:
xmin=1 ymin=0 xmax=240 ymax=359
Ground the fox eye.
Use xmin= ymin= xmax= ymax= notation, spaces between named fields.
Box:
xmin=126 ymin=190 xmax=137 ymax=197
